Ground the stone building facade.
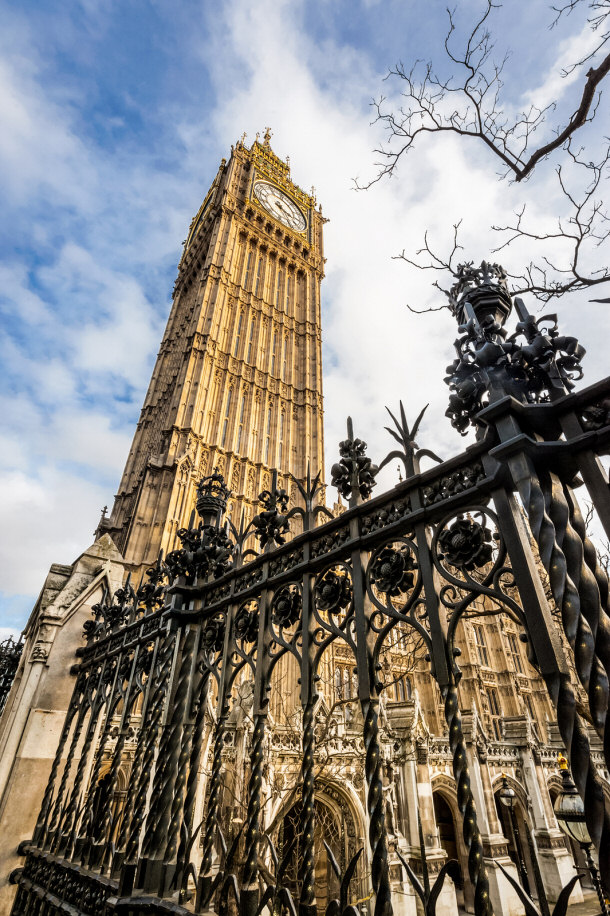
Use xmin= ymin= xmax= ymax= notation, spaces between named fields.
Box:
xmin=0 ymin=134 xmax=599 ymax=916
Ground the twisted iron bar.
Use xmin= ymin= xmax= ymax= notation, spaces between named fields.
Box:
xmin=541 ymin=469 xmax=609 ymax=731
xmin=519 ymin=468 xmax=610 ymax=879
xmin=33 ymin=674 xmax=85 ymax=845
xmin=114 ymin=663 xmax=156 ymax=871
xmin=125 ymin=630 xmax=175 ymax=866
xmin=141 ymin=629 xmax=189 ymax=863
xmin=159 ymin=629 xmax=198 ymax=868
xmin=298 ymin=698 xmax=316 ymax=914
xmin=242 ymin=713 xmax=267 ymax=888
xmin=566 ymin=487 xmax=610 ymax=770
xmin=98 ymin=661 xmax=143 ymax=871
xmin=53 ymin=675 xmax=110 ymax=856
xmin=98 ymin=715 xmax=131 ymax=868
xmin=177 ymin=664 xmax=212 ymax=897
xmin=199 ymin=707 xmax=229 ymax=888
xmin=43 ymin=669 xmax=99 ymax=851
xmin=361 ymin=698 xmax=392 ymax=916
xmin=77 ymin=688 xmax=123 ymax=864
xmin=564 ymin=487 xmax=610 ymax=699
xmin=443 ymin=679 xmax=493 ymax=916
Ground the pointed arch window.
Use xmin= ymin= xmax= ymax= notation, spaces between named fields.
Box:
xmin=233 ymin=312 xmax=243 ymax=357
xmin=246 ymin=320 xmax=255 ymax=363
xmin=244 ymin=249 xmax=254 ymax=288
xmin=335 ymin=668 xmax=342 ymax=698
xmin=221 ymin=388 xmax=233 ymax=448
xmin=278 ymin=411 xmax=284 ymax=465
xmin=236 ymin=394 xmax=246 ymax=453
xmin=286 ymin=274 xmax=293 ymax=311
xmin=276 ymin=268 xmax=284 ymax=306
xmin=487 ymin=687 xmax=502 ymax=740
xmin=473 ymin=625 xmax=489 ymax=667
xmin=507 ymin=632 xmax=524 ymax=673
xmin=271 ymin=330 xmax=278 ymax=375
xmin=264 ymin=406 xmax=272 ymax=464
xmin=254 ymin=257 xmax=264 ymax=297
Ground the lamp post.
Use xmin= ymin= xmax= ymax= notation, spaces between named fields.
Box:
xmin=498 ymin=774 xmax=531 ymax=897
xmin=554 ymin=754 xmax=609 ymax=916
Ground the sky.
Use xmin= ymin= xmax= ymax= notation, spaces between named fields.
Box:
xmin=1 ymin=0 xmax=608 ymax=635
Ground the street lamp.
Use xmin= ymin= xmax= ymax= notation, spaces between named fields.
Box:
xmin=498 ymin=774 xmax=532 ymax=897
xmin=554 ymin=754 xmax=609 ymax=916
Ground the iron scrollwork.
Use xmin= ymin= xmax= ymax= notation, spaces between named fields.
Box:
xmin=13 ymin=256 xmax=610 ymax=916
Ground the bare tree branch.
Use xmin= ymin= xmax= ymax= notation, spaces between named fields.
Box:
xmin=358 ymin=0 xmax=610 ymax=189
xmin=393 ymin=221 xmax=463 ymax=312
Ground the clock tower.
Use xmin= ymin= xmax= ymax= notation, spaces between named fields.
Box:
xmin=100 ymin=130 xmax=326 ymax=570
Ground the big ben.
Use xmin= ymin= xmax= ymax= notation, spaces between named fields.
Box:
xmin=100 ymin=129 xmax=326 ymax=571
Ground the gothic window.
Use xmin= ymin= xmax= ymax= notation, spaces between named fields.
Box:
xmin=334 ymin=668 xmax=342 ymax=698
xmin=206 ymin=376 xmax=221 ymax=439
xmin=221 ymin=388 xmax=233 ymax=448
xmin=278 ymin=411 xmax=284 ymax=465
xmin=255 ymin=257 xmax=264 ymax=297
xmin=271 ymin=331 xmax=278 ymax=375
xmin=276 ymin=269 xmax=284 ymax=306
xmin=247 ymin=320 xmax=255 ymax=363
xmin=233 ymin=312 xmax=243 ymax=357
xmin=343 ymin=668 xmax=351 ymax=698
xmin=264 ymin=406 xmax=272 ymax=464
xmin=405 ymin=676 xmax=412 ymax=699
xmin=523 ymin=693 xmax=535 ymax=720
xmin=286 ymin=274 xmax=293 ymax=312
xmin=487 ymin=688 xmax=502 ymax=740
xmin=473 ymin=625 xmax=490 ymax=667
xmin=397 ymin=678 xmax=405 ymax=701
xmin=507 ymin=632 xmax=524 ymax=674
xmin=236 ymin=395 xmax=246 ymax=453
xmin=244 ymin=249 xmax=254 ymax=288
xmin=282 ymin=336 xmax=288 ymax=380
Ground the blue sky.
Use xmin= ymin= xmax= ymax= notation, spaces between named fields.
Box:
xmin=1 ymin=0 xmax=608 ymax=633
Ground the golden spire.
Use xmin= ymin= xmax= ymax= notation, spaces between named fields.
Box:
xmin=263 ymin=126 xmax=272 ymax=148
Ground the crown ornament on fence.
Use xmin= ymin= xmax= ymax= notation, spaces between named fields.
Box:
xmin=444 ymin=261 xmax=585 ymax=435
xmin=196 ymin=467 xmax=231 ymax=525
xmin=448 ymin=260 xmax=512 ymax=328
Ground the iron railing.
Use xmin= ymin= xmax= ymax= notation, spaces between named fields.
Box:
xmin=0 ymin=636 xmax=23 ymax=716
xmin=9 ymin=263 xmax=610 ymax=916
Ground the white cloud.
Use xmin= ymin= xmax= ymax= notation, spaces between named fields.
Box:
xmin=0 ymin=0 xmax=607 ymax=622
xmin=0 ymin=468 xmax=108 ymax=596
xmin=522 ymin=18 xmax=606 ymax=112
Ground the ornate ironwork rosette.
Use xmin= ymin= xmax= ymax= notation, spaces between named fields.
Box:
xmin=234 ymin=600 xmax=259 ymax=645
xmin=369 ymin=544 xmax=417 ymax=597
xmin=436 ymin=515 xmax=494 ymax=572
xmin=271 ymin=584 xmax=302 ymax=629
xmin=202 ymin=613 xmax=225 ymax=653
xmin=314 ymin=567 xmax=353 ymax=614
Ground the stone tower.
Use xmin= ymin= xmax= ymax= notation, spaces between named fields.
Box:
xmin=100 ymin=129 xmax=326 ymax=571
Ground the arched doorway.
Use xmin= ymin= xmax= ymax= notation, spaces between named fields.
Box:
xmin=433 ymin=791 xmax=470 ymax=911
xmin=278 ymin=794 xmax=362 ymax=915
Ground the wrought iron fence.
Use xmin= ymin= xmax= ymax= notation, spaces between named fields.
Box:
xmin=9 ymin=263 xmax=610 ymax=916
xmin=0 ymin=636 xmax=23 ymax=716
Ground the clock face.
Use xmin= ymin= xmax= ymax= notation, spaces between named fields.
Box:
xmin=253 ymin=181 xmax=307 ymax=232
